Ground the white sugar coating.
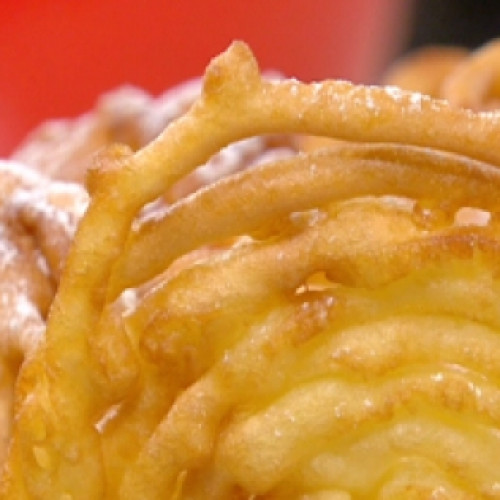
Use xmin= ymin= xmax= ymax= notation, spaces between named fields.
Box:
xmin=95 ymin=403 xmax=123 ymax=434
xmin=382 ymin=85 xmax=407 ymax=101
xmin=454 ymin=206 xmax=491 ymax=227
xmin=295 ymin=78 xmax=447 ymax=117
xmin=11 ymin=189 xmax=75 ymax=236
xmin=250 ymin=147 xmax=295 ymax=167
xmin=378 ymin=84 xmax=444 ymax=113
xmin=36 ymin=249 xmax=50 ymax=277
xmin=311 ymin=82 xmax=323 ymax=98
xmin=410 ymin=92 xmax=424 ymax=110
xmin=195 ymin=136 xmax=264 ymax=185
xmin=0 ymin=226 xmax=20 ymax=270
xmin=0 ymin=159 xmax=47 ymax=189
xmin=364 ymin=94 xmax=377 ymax=110
xmin=46 ymin=181 xmax=89 ymax=214
xmin=342 ymin=84 xmax=431 ymax=115
xmin=120 ymin=288 xmax=139 ymax=317
xmin=8 ymin=181 xmax=88 ymax=237
xmin=478 ymin=109 xmax=500 ymax=118
xmin=0 ymin=265 xmax=45 ymax=355
xmin=289 ymin=79 xmax=300 ymax=97
xmin=0 ymin=163 xmax=88 ymax=356
xmin=45 ymin=181 xmax=89 ymax=233
xmin=6 ymin=289 xmax=40 ymax=330
xmin=134 ymin=197 xmax=171 ymax=229
xmin=269 ymin=75 xmax=468 ymax=123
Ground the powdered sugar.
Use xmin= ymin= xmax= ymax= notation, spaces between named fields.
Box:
xmin=0 ymin=226 xmax=20 ymax=270
xmin=0 ymin=159 xmax=46 ymax=189
xmin=0 ymin=239 xmax=46 ymax=356
xmin=0 ymin=162 xmax=88 ymax=356
xmin=8 ymin=181 xmax=88 ymax=237
xmin=195 ymin=137 xmax=264 ymax=185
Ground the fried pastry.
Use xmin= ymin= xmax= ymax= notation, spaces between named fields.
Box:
xmin=2 ymin=41 xmax=500 ymax=499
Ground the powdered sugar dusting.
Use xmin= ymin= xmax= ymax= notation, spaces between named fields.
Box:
xmin=0 ymin=159 xmax=46 ymax=190
xmin=380 ymin=84 xmax=444 ymax=112
xmin=95 ymin=403 xmax=123 ymax=433
xmin=0 ymin=162 xmax=88 ymax=358
xmin=120 ymin=288 xmax=139 ymax=317
xmin=454 ymin=207 xmax=491 ymax=227
xmin=2 ymin=288 xmax=41 ymax=333
xmin=8 ymin=182 xmax=88 ymax=237
xmin=294 ymin=77 xmax=446 ymax=118
xmin=0 ymin=222 xmax=46 ymax=356
xmin=195 ymin=137 xmax=264 ymax=185
xmin=0 ymin=226 xmax=19 ymax=270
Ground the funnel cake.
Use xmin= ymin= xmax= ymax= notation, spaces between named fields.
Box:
xmin=2 ymin=41 xmax=500 ymax=499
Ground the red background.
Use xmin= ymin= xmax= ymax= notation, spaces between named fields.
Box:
xmin=0 ymin=1 xmax=410 ymax=156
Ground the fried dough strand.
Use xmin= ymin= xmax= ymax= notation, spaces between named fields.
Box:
xmin=384 ymin=37 xmax=500 ymax=112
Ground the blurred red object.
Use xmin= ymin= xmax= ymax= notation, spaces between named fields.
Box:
xmin=0 ymin=0 xmax=410 ymax=157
